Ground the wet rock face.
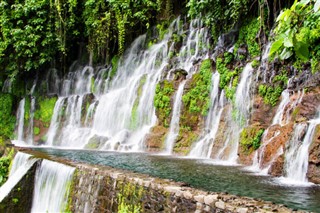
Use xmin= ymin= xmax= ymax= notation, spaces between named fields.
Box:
xmin=308 ymin=125 xmax=320 ymax=184
xmin=145 ymin=125 xmax=167 ymax=152
xmin=295 ymin=89 xmax=320 ymax=121
xmin=289 ymin=70 xmax=320 ymax=90
xmin=250 ymin=97 xmax=275 ymax=128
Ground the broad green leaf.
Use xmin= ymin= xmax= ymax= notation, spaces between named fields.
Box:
xmin=269 ymin=37 xmax=284 ymax=57
xmin=294 ymin=41 xmax=309 ymax=61
xmin=279 ymin=48 xmax=293 ymax=60
xmin=315 ymin=0 xmax=320 ymax=12
xmin=284 ymin=37 xmax=293 ymax=47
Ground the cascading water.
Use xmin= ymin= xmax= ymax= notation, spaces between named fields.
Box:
xmin=31 ymin=160 xmax=75 ymax=212
xmin=189 ymin=72 xmax=224 ymax=158
xmin=40 ymin=18 xmax=210 ymax=152
xmin=164 ymin=81 xmax=186 ymax=154
xmin=249 ymin=81 xmax=304 ymax=172
xmin=272 ymin=89 xmax=304 ymax=126
xmin=217 ymin=63 xmax=254 ymax=163
xmin=281 ymin=112 xmax=320 ymax=184
xmin=15 ymin=98 xmax=25 ymax=141
xmin=0 ymin=152 xmax=37 ymax=201
xmin=26 ymin=81 xmax=37 ymax=144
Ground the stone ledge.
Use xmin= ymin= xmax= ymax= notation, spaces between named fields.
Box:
xmin=19 ymin=148 xmax=307 ymax=213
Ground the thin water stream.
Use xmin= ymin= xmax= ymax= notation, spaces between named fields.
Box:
xmin=30 ymin=148 xmax=320 ymax=211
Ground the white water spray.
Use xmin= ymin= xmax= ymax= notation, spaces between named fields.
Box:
xmin=164 ymin=81 xmax=186 ymax=154
xmin=189 ymin=72 xmax=223 ymax=158
xmin=0 ymin=152 xmax=37 ymax=202
xmin=31 ymin=160 xmax=75 ymax=212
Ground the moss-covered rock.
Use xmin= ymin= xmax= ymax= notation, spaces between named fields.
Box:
xmin=34 ymin=96 xmax=58 ymax=128
xmin=240 ymin=126 xmax=264 ymax=153
xmin=154 ymin=80 xmax=175 ymax=127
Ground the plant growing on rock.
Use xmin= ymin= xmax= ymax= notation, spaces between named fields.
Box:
xmin=154 ymin=80 xmax=175 ymax=127
xmin=240 ymin=127 xmax=264 ymax=152
xmin=182 ymin=59 xmax=213 ymax=116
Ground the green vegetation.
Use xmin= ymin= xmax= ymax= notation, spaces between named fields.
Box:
xmin=187 ymin=0 xmax=251 ymax=41
xmin=258 ymin=85 xmax=282 ymax=106
xmin=216 ymin=55 xmax=240 ymax=101
xmin=117 ymin=182 xmax=143 ymax=213
xmin=34 ymin=96 xmax=57 ymax=127
xmin=0 ymin=149 xmax=14 ymax=186
xmin=182 ymin=59 xmax=212 ymax=116
xmin=174 ymin=127 xmax=198 ymax=154
xmin=234 ymin=18 xmax=261 ymax=58
xmin=130 ymin=75 xmax=147 ymax=130
xmin=0 ymin=155 xmax=10 ymax=186
xmin=270 ymin=0 xmax=320 ymax=72
xmin=33 ymin=127 xmax=40 ymax=135
xmin=0 ymin=0 xmax=174 ymax=81
xmin=240 ymin=127 xmax=264 ymax=152
xmin=154 ymin=80 xmax=175 ymax=127
xmin=0 ymin=94 xmax=16 ymax=140
xmin=258 ymin=70 xmax=288 ymax=106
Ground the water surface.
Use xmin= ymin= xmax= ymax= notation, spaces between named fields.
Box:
xmin=31 ymin=148 xmax=320 ymax=211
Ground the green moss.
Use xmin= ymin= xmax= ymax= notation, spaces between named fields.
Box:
xmin=110 ymin=55 xmax=120 ymax=79
xmin=154 ymin=80 xmax=175 ymax=127
xmin=12 ymin=198 xmax=19 ymax=204
xmin=34 ymin=96 xmax=57 ymax=127
xmin=251 ymin=59 xmax=260 ymax=68
xmin=24 ymin=96 xmax=31 ymax=122
xmin=33 ymin=127 xmax=40 ymax=135
xmin=64 ymin=169 xmax=77 ymax=213
xmin=258 ymin=84 xmax=283 ymax=106
xmin=182 ymin=59 xmax=213 ymax=116
xmin=173 ymin=127 xmax=198 ymax=155
xmin=216 ymin=56 xmax=241 ymax=102
xmin=234 ymin=18 xmax=261 ymax=58
xmin=130 ymin=75 xmax=147 ymax=130
xmin=117 ymin=182 xmax=144 ymax=213
xmin=240 ymin=127 xmax=264 ymax=152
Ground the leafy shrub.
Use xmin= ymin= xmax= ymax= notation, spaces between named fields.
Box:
xmin=0 ymin=94 xmax=16 ymax=139
xmin=154 ymin=80 xmax=175 ymax=127
xmin=182 ymin=59 xmax=212 ymax=116
xmin=240 ymin=127 xmax=264 ymax=151
xmin=34 ymin=97 xmax=57 ymax=127
xmin=270 ymin=0 xmax=320 ymax=62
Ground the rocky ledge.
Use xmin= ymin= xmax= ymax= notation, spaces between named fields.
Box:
xmin=19 ymin=148 xmax=305 ymax=213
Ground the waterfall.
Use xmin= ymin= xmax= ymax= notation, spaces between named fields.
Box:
xmin=249 ymin=83 xmax=304 ymax=172
xmin=0 ymin=152 xmax=37 ymax=202
xmin=217 ymin=63 xmax=254 ymax=163
xmin=46 ymin=97 xmax=66 ymax=146
xmin=38 ymin=18 xmax=210 ymax=152
xmin=31 ymin=160 xmax=75 ymax=212
xmin=248 ymin=129 xmax=281 ymax=173
xmin=26 ymin=97 xmax=36 ymax=144
xmin=2 ymin=78 xmax=13 ymax=93
xmin=15 ymin=98 xmax=26 ymax=141
xmin=189 ymin=72 xmax=223 ymax=158
xmin=272 ymin=89 xmax=304 ymax=126
xmin=282 ymin=113 xmax=320 ymax=184
xmin=25 ymin=81 xmax=37 ymax=144
xmin=164 ymin=81 xmax=186 ymax=154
